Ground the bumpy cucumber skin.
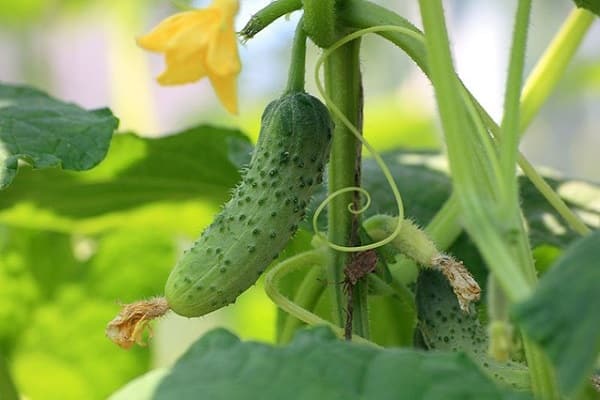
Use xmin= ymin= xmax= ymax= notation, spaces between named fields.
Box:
xmin=165 ymin=92 xmax=333 ymax=317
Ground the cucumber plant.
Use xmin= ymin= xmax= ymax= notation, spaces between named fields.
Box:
xmin=101 ymin=1 xmax=599 ymax=399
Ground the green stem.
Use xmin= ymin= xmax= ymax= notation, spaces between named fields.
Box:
xmin=425 ymin=193 xmax=462 ymax=250
xmin=517 ymin=155 xmax=590 ymax=235
xmin=341 ymin=0 xmax=592 ymax=237
xmin=338 ymin=0 xmax=427 ymax=72
xmin=472 ymin=97 xmax=591 ymax=236
xmin=0 ymin=355 xmax=19 ymax=400
xmin=302 ymin=0 xmax=338 ymax=47
xmin=523 ymin=337 xmax=560 ymax=400
xmin=520 ymin=7 xmax=596 ymax=131
xmin=285 ymin=19 xmax=307 ymax=94
xmin=324 ymin=39 xmax=366 ymax=332
xmin=500 ymin=0 xmax=531 ymax=212
xmin=418 ymin=1 xmax=559 ymax=398
xmin=264 ymin=249 xmax=376 ymax=346
xmin=279 ymin=264 xmax=326 ymax=343
xmin=239 ymin=0 xmax=302 ymax=40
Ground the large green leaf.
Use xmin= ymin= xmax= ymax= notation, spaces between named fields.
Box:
xmin=0 ymin=83 xmax=118 ymax=189
xmin=110 ymin=327 xmax=530 ymax=400
xmin=512 ymin=229 xmax=600 ymax=396
xmin=0 ymin=125 xmax=252 ymax=234
xmin=13 ymin=285 xmax=149 ymax=400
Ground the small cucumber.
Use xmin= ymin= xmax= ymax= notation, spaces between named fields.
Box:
xmin=416 ymin=269 xmax=530 ymax=390
xmin=165 ymin=92 xmax=333 ymax=317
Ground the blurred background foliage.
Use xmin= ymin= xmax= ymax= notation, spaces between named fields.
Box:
xmin=0 ymin=0 xmax=598 ymax=399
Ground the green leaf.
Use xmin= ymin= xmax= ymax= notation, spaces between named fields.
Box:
xmin=0 ymin=354 xmax=19 ymax=400
xmin=310 ymin=151 xmax=598 ymax=251
xmin=110 ymin=327 xmax=530 ymax=400
xmin=14 ymin=285 xmax=149 ymax=400
xmin=0 ymin=83 xmax=118 ymax=189
xmin=416 ymin=269 xmax=530 ymax=390
xmin=512 ymin=229 xmax=600 ymax=395
xmin=0 ymin=125 xmax=251 ymax=234
xmin=86 ymin=229 xmax=176 ymax=302
xmin=573 ymin=0 xmax=600 ymax=15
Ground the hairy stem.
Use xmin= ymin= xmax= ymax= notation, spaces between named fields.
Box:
xmin=264 ymin=249 xmax=376 ymax=346
xmin=520 ymin=7 xmax=596 ymax=131
xmin=418 ymin=1 xmax=560 ymax=397
xmin=239 ymin=0 xmax=301 ymax=40
xmin=500 ymin=0 xmax=531 ymax=213
xmin=285 ymin=19 xmax=307 ymax=94
xmin=324 ymin=39 xmax=367 ymax=335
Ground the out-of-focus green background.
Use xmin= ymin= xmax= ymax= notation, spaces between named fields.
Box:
xmin=0 ymin=0 xmax=598 ymax=398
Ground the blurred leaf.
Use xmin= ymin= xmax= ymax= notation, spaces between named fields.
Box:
xmin=359 ymin=152 xmax=597 ymax=247
xmin=512 ymin=229 xmax=600 ymax=396
xmin=13 ymin=352 xmax=95 ymax=400
xmin=0 ymin=227 xmax=83 ymax=354
xmin=572 ymin=0 xmax=600 ymax=15
xmin=0 ymin=237 xmax=39 ymax=353
xmin=110 ymin=327 xmax=530 ymax=400
xmin=86 ymin=229 xmax=176 ymax=302
xmin=9 ymin=229 xmax=81 ymax=298
xmin=0 ymin=83 xmax=118 ymax=189
xmin=416 ymin=269 xmax=530 ymax=390
xmin=0 ymin=0 xmax=47 ymax=24
xmin=0 ymin=125 xmax=252 ymax=234
xmin=0 ymin=354 xmax=19 ymax=400
xmin=14 ymin=285 xmax=149 ymax=400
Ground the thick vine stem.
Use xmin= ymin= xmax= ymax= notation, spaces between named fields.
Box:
xmin=315 ymin=27 xmax=418 ymax=254
xmin=323 ymin=38 xmax=367 ymax=332
xmin=264 ymin=249 xmax=377 ymax=346
xmin=239 ymin=0 xmax=301 ymax=41
xmin=302 ymin=0 xmax=337 ymax=47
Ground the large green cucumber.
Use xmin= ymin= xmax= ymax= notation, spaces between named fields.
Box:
xmin=165 ymin=92 xmax=333 ymax=317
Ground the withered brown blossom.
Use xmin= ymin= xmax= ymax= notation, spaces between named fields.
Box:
xmin=106 ymin=297 xmax=170 ymax=349
xmin=431 ymin=254 xmax=481 ymax=312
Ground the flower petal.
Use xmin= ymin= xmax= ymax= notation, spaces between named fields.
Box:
xmin=206 ymin=23 xmax=241 ymax=76
xmin=157 ymin=49 xmax=207 ymax=85
xmin=209 ymin=73 xmax=238 ymax=114
xmin=137 ymin=9 xmax=218 ymax=53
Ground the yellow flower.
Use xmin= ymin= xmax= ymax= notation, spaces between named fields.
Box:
xmin=137 ymin=0 xmax=241 ymax=114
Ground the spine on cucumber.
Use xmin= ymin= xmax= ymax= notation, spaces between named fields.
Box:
xmin=165 ymin=92 xmax=333 ymax=317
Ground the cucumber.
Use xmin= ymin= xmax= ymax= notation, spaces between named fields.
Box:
xmin=165 ymin=92 xmax=333 ymax=317
xmin=416 ymin=269 xmax=530 ymax=390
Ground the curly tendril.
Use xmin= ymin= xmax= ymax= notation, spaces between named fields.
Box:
xmin=313 ymin=25 xmax=425 ymax=252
